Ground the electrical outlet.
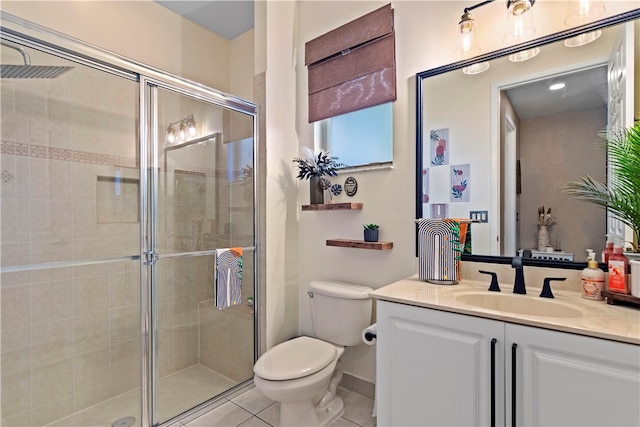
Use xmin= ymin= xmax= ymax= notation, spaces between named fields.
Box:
xmin=470 ymin=210 xmax=489 ymax=223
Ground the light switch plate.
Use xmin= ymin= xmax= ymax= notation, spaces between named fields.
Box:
xmin=470 ymin=210 xmax=489 ymax=223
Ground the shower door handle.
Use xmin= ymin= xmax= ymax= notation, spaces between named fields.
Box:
xmin=144 ymin=250 xmax=158 ymax=265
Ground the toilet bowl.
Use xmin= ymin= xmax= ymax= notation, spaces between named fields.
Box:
xmin=254 ymin=336 xmax=345 ymax=426
xmin=253 ymin=281 xmax=373 ymax=427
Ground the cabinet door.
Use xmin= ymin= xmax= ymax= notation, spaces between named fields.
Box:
xmin=377 ymin=301 xmax=504 ymax=427
xmin=507 ymin=324 xmax=640 ymax=427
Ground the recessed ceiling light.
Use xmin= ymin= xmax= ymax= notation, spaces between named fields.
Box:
xmin=549 ymin=83 xmax=566 ymax=91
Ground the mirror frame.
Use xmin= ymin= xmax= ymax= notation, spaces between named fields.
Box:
xmin=416 ymin=9 xmax=640 ymax=270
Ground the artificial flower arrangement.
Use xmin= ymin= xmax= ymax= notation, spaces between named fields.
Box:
xmin=537 ymin=206 xmax=555 ymax=226
xmin=293 ymin=147 xmax=346 ymax=202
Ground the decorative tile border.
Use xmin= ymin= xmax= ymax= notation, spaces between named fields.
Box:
xmin=1 ymin=141 xmax=137 ymax=168
xmin=174 ymin=169 xmax=206 ymax=177
xmin=1 ymin=140 xmax=243 ymax=179
xmin=1 ymin=170 xmax=14 ymax=184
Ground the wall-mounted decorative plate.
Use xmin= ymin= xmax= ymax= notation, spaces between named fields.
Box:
xmin=344 ymin=176 xmax=358 ymax=196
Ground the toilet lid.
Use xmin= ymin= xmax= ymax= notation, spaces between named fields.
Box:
xmin=253 ymin=336 xmax=337 ymax=380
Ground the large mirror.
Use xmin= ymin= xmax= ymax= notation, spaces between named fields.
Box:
xmin=416 ymin=10 xmax=639 ymax=268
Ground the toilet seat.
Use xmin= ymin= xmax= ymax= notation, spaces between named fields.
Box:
xmin=253 ymin=336 xmax=337 ymax=381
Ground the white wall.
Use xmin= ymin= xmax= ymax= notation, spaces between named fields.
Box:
xmin=230 ymin=29 xmax=255 ymax=101
xmin=262 ymin=0 xmax=301 ymax=349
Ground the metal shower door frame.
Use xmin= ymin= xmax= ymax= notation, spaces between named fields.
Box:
xmin=1 ymin=12 xmax=259 ymax=427
xmin=140 ymin=76 xmax=259 ymax=426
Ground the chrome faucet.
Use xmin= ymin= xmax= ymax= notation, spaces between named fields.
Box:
xmin=512 ymin=256 xmax=526 ymax=294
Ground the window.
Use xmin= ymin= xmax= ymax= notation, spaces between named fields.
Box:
xmin=316 ymin=102 xmax=392 ymax=168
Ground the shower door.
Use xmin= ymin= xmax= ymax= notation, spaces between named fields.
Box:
xmin=0 ymin=37 xmax=143 ymax=427
xmin=1 ymin=24 xmax=257 ymax=426
xmin=145 ymin=82 xmax=257 ymax=424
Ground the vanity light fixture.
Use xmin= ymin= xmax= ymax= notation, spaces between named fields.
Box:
xmin=166 ymin=115 xmax=198 ymax=145
xmin=563 ymin=0 xmax=605 ymax=47
xmin=504 ymin=0 xmax=539 ymax=62
xmin=564 ymin=0 xmax=605 ymax=26
xmin=456 ymin=1 xmax=493 ymax=75
xmin=457 ymin=0 xmax=540 ymax=69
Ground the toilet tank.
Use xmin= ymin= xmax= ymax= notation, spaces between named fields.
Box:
xmin=309 ymin=281 xmax=373 ymax=346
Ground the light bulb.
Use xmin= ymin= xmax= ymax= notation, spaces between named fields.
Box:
xmin=504 ymin=0 xmax=536 ymax=45
xmin=459 ymin=12 xmax=477 ymax=55
xmin=187 ymin=117 xmax=197 ymax=137
xmin=564 ymin=0 xmax=605 ymax=26
xmin=167 ymin=125 xmax=176 ymax=144
xmin=179 ymin=122 xmax=186 ymax=141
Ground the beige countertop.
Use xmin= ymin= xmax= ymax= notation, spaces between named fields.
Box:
xmin=370 ymin=275 xmax=640 ymax=345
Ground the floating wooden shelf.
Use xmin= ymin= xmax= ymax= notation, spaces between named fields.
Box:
xmin=602 ymin=290 xmax=640 ymax=307
xmin=302 ymin=202 xmax=363 ymax=211
xmin=326 ymin=239 xmax=393 ymax=250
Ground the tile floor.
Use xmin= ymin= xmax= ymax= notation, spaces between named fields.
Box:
xmin=42 ymin=364 xmax=375 ymax=427
xmin=45 ymin=365 xmax=237 ymax=427
xmin=181 ymin=385 xmax=376 ymax=427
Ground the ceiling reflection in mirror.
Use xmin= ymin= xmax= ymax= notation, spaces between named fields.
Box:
xmin=416 ymin=11 xmax=639 ymax=267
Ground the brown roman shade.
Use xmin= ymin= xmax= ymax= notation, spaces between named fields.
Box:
xmin=305 ymin=4 xmax=396 ymax=123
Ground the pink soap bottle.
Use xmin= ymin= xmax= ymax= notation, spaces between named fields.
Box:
xmin=607 ymin=246 xmax=629 ymax=294
xmin=602 ymin=240 xmax=614 ymax=264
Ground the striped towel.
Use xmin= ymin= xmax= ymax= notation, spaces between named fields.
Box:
xmin=215 ymin=247 xmax=243 ymax=309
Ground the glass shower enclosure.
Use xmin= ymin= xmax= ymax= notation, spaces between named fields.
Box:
xmin=1 ymin=14 xmax=257 ymax=427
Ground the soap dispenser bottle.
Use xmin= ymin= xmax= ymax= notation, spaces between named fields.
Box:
xmin=607 ymin=246 xmax=629 ymax=294
xmin=581 ymin=250 xmax=605 ymax=300
xmin=602 ymin=240 xmax=614 ymax=264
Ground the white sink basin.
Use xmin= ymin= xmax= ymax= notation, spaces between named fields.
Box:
xmin=455 ymin=292 xmax=583 ymax=318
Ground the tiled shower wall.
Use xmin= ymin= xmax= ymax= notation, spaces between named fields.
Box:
xmin=0 ymin=55 xmax=145 ymax=426
xmin=1 ymin=47 xmax=255 ymax=426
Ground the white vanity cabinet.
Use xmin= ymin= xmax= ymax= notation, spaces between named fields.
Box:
xmin=376 ymin=300 xmax=504 ymax=426
xmin=376 ymin=300 xmax=640 ymax=427
xmin=508 ymin=323 xmax=640 ymax=427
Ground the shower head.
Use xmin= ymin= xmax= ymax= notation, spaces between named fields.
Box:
xmin=1 ymin=64 xmax=73 ymax=79
xmin=1 ymin=39 xmax=73 ymax=79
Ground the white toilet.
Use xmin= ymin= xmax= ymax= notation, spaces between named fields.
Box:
xmin=253 ymin=280 xmax=373 ymax=426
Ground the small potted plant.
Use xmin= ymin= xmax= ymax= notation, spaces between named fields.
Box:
xmin=364 ymin=224 xmax=380 ymax=242
xmin=293 ymin=147 xmax=345 ymax=204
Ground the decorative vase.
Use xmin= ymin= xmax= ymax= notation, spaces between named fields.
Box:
xmin=364 ymin=229 xmax=379 ymax=242
xmin=309 ymin=176 xmax=324 ymax=204
xmin=537 ymin=225 xmax=550 ymax=252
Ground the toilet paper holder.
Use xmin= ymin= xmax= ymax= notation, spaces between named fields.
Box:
xmin=362 ymin=323 xmax=377 ymax=345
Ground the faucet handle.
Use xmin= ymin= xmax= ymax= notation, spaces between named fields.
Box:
xmin=512 ymin=256 xmax=527 ymax=294
xmin=540 ymin=277 xmax=566 ymax=298
xmin=479 ymin=270 xmax=501 ymax=292
xmin=511 ymin=256 xmax=523 ymax=268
